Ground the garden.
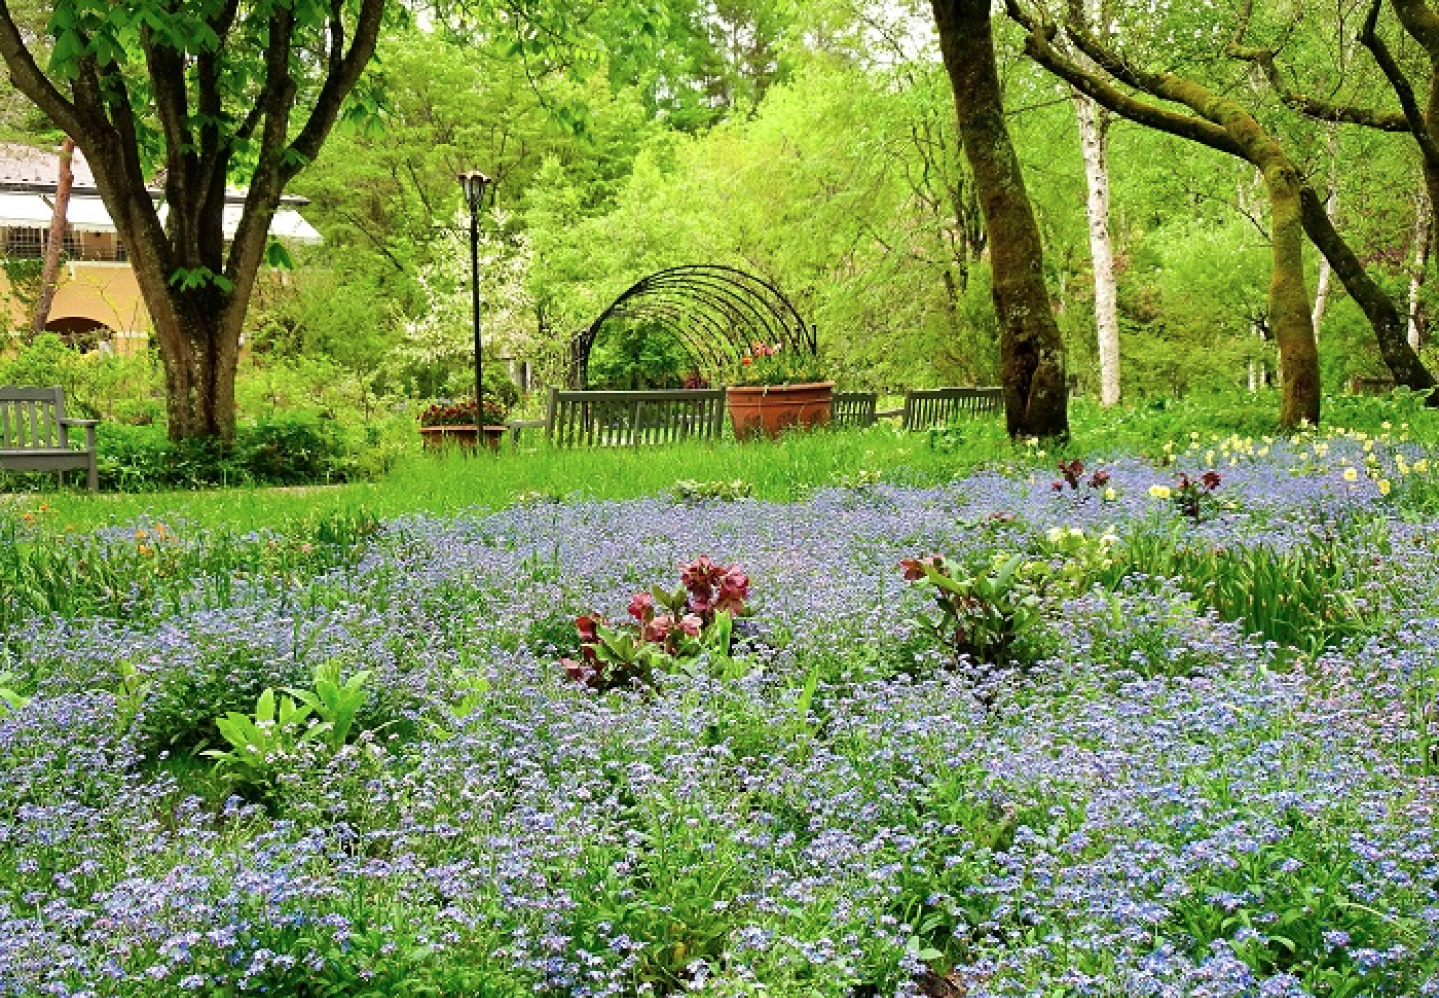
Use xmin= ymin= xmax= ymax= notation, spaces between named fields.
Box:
xmin=3 ymin=393 xmax=1438 ymax=998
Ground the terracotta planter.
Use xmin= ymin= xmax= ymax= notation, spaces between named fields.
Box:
xmin=727 ymin=382 xmax=834 ymax=440
xmin=419 ymin=424 xmax=507 ymax=453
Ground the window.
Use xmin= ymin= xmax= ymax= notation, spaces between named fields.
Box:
xmin=63 ymin=226 xmax=84 ymax=258
xmin=4 ymin=227 xmax=43 ymax=258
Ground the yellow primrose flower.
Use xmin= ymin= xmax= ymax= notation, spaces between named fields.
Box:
xmin=1378 ymin=479 xmax=1392 ymax=496
xmin=1103 ymin=487 xmax=1117 ymax=501
xmin=1342 ymin=467 xmax=1359 ymax=482
xmin=1149 ymin=485 xmax=1172 ymax=499
xmin=1417 ymin=459 xmax=1431 ymax=474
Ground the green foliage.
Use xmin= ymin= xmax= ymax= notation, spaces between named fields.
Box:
xmin=589 ymin=320 xmax=692 ymax=389
xmin=0 ymin=669 xmax=29 ymax=717
xmin=671 ymin=478 xmax=754 ymax=502
xmin=1105 ymin=522 xmax=1394 ymax=654
xmin=900 ymin=551 xmax=1047 ymax=670
xmin=284 ymin=659 xmax=374 ymax=753
xmin=0 ymin=508 xmax=380 ymax=632
xmin=201 ymin=687 xmax=318 ymax=794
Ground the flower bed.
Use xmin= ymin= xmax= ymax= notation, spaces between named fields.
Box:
xmin=2 ymin=427 xmax=1439 ymax=996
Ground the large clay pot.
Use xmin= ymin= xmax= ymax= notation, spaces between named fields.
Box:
xmin=727 ymin=382 xmax=834 ymax=440
xmin=421 ymin=424 xmax=508 ymax=452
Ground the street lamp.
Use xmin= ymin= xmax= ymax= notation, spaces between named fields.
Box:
xmin=457 ymin=169 xmax=492 ymax=424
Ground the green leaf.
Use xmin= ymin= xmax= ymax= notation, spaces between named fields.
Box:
xmin=265 ymin=239 xmax=295 ymax=270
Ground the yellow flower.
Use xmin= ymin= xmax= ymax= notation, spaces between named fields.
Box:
xmin=1149 ymin=485 xmax=1172 ymax=500
xmin=1342 ymin=467 xmax=1358 ymax=482
xmin=1417 ymin=459 xmax=1431 ymax=475
xmin=1378 ymin=479 xmax=1392 ymax=496
xmin=1103 ymin=487 xmax=1117 ymax=501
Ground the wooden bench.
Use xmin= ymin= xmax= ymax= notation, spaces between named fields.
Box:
xmin=901 ymin=387 xmax=1004 ymax=431
xmin=545 ymin=388 xmax=727 ymax=447
xmin=831 ymin=391 xmax=878 ymax=428
xmin=0 ymin=386 xmax=99 ymax=491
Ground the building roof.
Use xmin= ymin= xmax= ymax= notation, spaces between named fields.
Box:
xmin=0 ymin=141 xmax=320 ymax=243
xmin=0 ymin=141 xmax=97 ymax=186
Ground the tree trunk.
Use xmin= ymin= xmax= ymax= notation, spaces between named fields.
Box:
xmin=1265 ymin=162 xmax=1321 ymax=427
xmin=1410 ymin=182 xmax=1432 ymax=351
xmin=1311 ymin=127 xmax=1340 ymax=342
xmin=31 ymin=137 xmax=74 ymax=341
xmin=932 ymin=0 xmax=1068 ymax=440
xmin=1299 ymin=185 xmax=1437 ymax=396
xmin=1074 ymin=92 xmax=1120 ymax=404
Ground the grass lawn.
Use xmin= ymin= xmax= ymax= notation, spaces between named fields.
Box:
xmin=2 ymin=391 xmax=1439 ymax=996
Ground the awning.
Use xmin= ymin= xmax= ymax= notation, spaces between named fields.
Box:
xmin=0 ymin=192 xmax=321 ymax=243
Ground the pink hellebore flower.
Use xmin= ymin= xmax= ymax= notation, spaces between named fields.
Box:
xmin=575 ymin=613 xmax=603 ymax=643
xmin=627 ymin=591 xmax=655 ymax=622
xmin=678 ymin=614 xmax=703 ymax=637
xmin=643 ymin=614 xmax=674 ymax=644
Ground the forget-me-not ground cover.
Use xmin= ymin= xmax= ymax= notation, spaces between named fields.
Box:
xmin=1 ymin=427 xmax=1438 ymax=997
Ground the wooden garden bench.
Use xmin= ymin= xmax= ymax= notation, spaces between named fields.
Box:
xmin=544 ymin=388 xmax=727 ymax=447
xmin=831 ymin=391 xmax=878 ymax=428
xmin=901 ymin=387 xmax=1004 ymax=431
xmin=0 ymin=386 xmax=99 ymax=491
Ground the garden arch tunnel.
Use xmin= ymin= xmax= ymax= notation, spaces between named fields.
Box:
xmin=569 ymin=264 xmax=816 ymax=389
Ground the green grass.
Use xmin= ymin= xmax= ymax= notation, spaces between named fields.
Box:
xmin=2 ymin=420 xmax=1017 ymax=532
xmin=8 ymin=387 xmax=1439 ymax=536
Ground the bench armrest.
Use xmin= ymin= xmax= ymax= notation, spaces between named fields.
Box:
xmin=59 ymin=418 xmax=100 ymax=427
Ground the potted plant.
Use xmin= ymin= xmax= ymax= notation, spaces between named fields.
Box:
xmin=726 ymin=341 xmax=833 ymax=440
xmin=418 ymin=394 xmax=511 ymax=452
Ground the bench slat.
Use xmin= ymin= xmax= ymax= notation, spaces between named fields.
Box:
xmin=0 ymin=385 xmax=98 ymax=490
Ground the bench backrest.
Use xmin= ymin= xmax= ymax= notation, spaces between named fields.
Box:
xmin=546 ymin=388 xmax=728 ymax=447
xmin=902 ymin=387 xmax=1004 ymax=430
xmin=0 ymin=386 xmax=72 ymax=450
xmin=832 ymin=391 xmax=878 ymax=428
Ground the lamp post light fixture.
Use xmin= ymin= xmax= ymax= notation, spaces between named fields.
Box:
xmin=457 ymin=170 xmax=493 ymax=424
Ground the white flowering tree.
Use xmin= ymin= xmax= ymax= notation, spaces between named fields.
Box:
xmin=391 ymin=217 xmax=535 ymax=398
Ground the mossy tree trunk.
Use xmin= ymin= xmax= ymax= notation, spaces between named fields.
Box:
xmin=932 ymin=0 xmax=1069 ymax=441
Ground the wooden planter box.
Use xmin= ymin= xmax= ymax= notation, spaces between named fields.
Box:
xmin=419 ymin=424 xmax=506 ymax=452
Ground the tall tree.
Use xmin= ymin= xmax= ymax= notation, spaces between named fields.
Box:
xmin=931 ymin=0 xmax=1069 ymax=440
xmin=31 ymin=136 xmax=73 ymax=340
xmin=0 ymin=0 xmax=386 ymax=442
xmin=1229 ymin=0 xmax=1438 ymax=397
xmin=1009 ymin=1 xmax=1322 ymax=428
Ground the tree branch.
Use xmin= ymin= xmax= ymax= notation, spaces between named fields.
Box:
xmin=286 ymin=0 xmax=386 ymax=174
xmin=0 ymin=2 xmax=89 ymax=138
xmin=1005 ymin=7 xmax=1244 ymax=158
xmin=1229 ymin=37 xmax=1411 ymax=131
xmin=1361 ymin=0 xmax=1439 ymax=161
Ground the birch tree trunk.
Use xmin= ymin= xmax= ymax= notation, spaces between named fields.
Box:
xmin=31 ymin=137 xmax=74 ymax=340
xmin=1310 ymin=127 xmax=1340 ymax=342
xmin=1410 ymin=184 xmax=1432 ymax=351
xmin=1074 ymin=92 xmax=1120 ymax=404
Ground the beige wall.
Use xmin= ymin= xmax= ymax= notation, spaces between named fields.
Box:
xmin=2 ymin=260 xmax=150 ymax=355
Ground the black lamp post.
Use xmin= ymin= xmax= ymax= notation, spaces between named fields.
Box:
xmin=457 ymin=170 xmax=492 ymax=423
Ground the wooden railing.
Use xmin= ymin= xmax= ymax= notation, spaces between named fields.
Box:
xmin=544 ymin=388 xmax=728 ymax=447
xmin=832 ymin=391 xmax=878 ymax=428
xmin=901 ymin=387 xmax=1003 ymax=430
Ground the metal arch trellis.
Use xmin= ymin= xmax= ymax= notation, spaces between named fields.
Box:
xmin=570 ymin=264 xmax=816 ymax=389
